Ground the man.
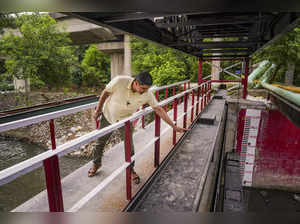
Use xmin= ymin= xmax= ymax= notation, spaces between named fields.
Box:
xmin=88 ymin=71 xmax=187 ymax=184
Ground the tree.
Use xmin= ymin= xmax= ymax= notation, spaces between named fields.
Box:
xmin=252 ymin=27 xmax=300 ymax=85
xmin=131 ymin=37 xmax=205 ymax=86
xmin=81 ymin=44 xmax=110 ymax=87
xmin=0 ymin=13 xmax=77 ymax=90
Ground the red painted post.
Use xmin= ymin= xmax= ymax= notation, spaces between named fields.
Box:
xmin=154 ymin=113 xmax=161 ymax=167
xmin=172 ymin=86 xmax=175 ymax=97
xmin=243 ymin=58 xmax=250 ymax=99
xmin=198 ymin=59 xmax=202 ymax=85
xmin=43 ymin=119 xmax=64 ymax=212
xmin=183 ymin=93 xmax=188 ymax=129
xmin=124 ymin=121 xmax=132 ymax=200
xmin=201 ymin=85 xmax=204 ymax=110
xmin=196 ymin=86 xmax=200 ymax=116
xmin=155 ymin=90 xmax=159 ymax=101
xmin=173 ymin=98 xmax=178 ymax=145
xmin=184 ymin=83 xmax=186 ymax=91
xmin=191 ymin=90 xmax=194 ymax=122
xmin=142 ymin=104 xmax=145 ymax=129
xmin=178 ymin=85 xmax=181 ymax=104
xmin=164 ymin=88 xmax=168 ymax=111
xmin=208 ymin=82 xmax=211 ymax=103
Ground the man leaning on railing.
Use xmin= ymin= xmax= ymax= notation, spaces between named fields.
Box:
xmin=88 ymin=71 xmax=188 ymax=184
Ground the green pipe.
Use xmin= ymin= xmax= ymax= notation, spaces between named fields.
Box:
xmin=255 ymin=64 xmax=276 ymax=88
xmin=248 ymin=60 xmax=270 ymax=88
xmin=262 ymin=82 xmax=300 ymax=107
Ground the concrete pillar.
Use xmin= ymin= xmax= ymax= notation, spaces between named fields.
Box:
xmin=13 ymin=77 xmax=30 ymax=93
xmin=211 ymin=60 xmax=221 ymax=80
xmin=98 ymin=34 xmax=132 ymax=80
xmin=211 ymin=38 xmax=221 ymax=80
xmin=110 ymin=53 xmax=124 ymax=79
xmin=211 ymin=38 xmax=221 ymax=81
xmin=123 ymin=34 xmax=132 ymax=76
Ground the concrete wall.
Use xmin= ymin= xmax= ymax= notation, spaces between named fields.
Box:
xmin=224 ymin=99 xmax=268 ymax=153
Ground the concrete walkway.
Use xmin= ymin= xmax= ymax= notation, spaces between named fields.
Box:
xmin=13 ymin=95 xmax=196 ymax=211
xmin=134 ymin=92 xmax=226 ymax=211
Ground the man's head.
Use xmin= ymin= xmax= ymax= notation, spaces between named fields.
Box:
xmin=133 ymin=71 xmax=153 ymax=94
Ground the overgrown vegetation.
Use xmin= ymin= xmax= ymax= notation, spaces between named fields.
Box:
xmin=252 ymin=27 xmax=300 ymax=85
xmin=131 ymin=37 xmax=210 ymax=85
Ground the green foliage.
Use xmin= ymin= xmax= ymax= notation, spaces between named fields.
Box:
xmin=252 ymin=27 xmax=300 ymax=83
xmin=131 ymin=37 xmax=199 ymax=86
xmin=0 ymin=13 xmax=17 ymax=34
xmin=81 ymin=44 xmax=110 ymax=87
xmin=0 ymin=13 xmax=77 ymax=90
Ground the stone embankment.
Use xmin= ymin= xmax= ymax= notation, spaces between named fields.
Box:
xmin=0 ymin=109 xmax=122 ymax=158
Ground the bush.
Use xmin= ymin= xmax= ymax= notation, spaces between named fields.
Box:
xmin=81 ymin=44 xmax=110 ymax=87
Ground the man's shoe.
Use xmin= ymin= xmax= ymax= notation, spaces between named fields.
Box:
xmin=88 ymin=164 xmax=101 ymax=177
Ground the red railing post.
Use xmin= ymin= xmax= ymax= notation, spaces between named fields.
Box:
xmin=191 ymin=90 xmax=194 ymax=122
xmin=155 ymin=90 xmax=159 ymax=101
xmin=201 ymin=85 xmax=204 ymax=111
xmin=243 ymin=58 xmax=250 ymax=99
xmin=141 ymin=104 xmax=145 ymax=129
xmin=172 ymin=86 xmax=175 ymax=97
xmin=205 ymin=83 xmax=208 ymax=106
xmin=198 ymin=58 xmax=202 ymax=85
xmin=173 ymin=98 xmax=178 ymax=145
xmin=154 ymin=113 xmax=161 ymax=167
xmin=178 ymin=85 xmax=181 ymax=104
xmin=208 ymin=81 xmax=211 ymax=103
xmin=43 ymin=119 xmax=64 ymax=212
xmin=164 ymin=88 xmax=168 ymax=111
xmin=124 ymin=121 xmax=132 ymax=200
xmin=183 ymin=93 xmax=188 ymax=129
xmin=196 ymin=86 xmax=200 ymax=116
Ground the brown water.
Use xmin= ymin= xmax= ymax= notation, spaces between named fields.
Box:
xmin=0 ymin=138 xmax=89 ymax=211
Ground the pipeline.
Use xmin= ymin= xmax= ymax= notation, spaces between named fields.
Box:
xmin=261 ymin=82 xmax=300 ymax=107
xmin=248 ymin=60 xmax=270 ymax=87
xmin=272 ymin=84 xmax=300 ymax=94
xmin=255 ymin=64 xmax=276 ymax=88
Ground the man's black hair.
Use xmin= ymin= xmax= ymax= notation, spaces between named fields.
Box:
xmin=135 ymin=71 xmax=153 ymax=86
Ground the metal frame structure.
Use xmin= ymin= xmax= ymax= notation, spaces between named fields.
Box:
xmin=69 ymin=12 xmax=300 ymax=59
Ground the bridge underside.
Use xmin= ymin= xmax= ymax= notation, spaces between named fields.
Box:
xmin=70 ymin=12 xmax=300 ymax=59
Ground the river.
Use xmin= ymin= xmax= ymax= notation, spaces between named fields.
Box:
xmin=0 ymin=138 xmax=89 ymax=211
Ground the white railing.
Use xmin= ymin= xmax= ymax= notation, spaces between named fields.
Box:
xmin=0 ymin=80 xmax=213 ymax=212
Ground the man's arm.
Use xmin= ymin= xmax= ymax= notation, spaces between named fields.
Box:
xmin=93 ymin=90 xmax=110 ymax=121
xmin=153 ymin=106 xmax=188 ymax=133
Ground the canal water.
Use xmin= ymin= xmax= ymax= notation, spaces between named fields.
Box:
xmin=0 ymin=138 xmax=90 ymax=211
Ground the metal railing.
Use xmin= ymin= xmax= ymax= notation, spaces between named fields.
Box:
xmin=0 ymin=80 xmax=212 ymax=212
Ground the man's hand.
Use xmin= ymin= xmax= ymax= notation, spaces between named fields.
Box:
xmin=173 ymin=125 xmax=189 ymax=133
xmin=93 ymin=110 xmax=102 ymax=121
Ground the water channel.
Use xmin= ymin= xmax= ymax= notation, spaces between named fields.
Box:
xmin=0 ymin=138 xmax=89 ymax=211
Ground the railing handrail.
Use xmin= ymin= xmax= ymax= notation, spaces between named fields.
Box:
xmin=0 ymin=82 xmax=208 ymax=187
xmin=151 ymin=80 xmax=190 ymax=92
xmin=0 ymin=80 xmax=191 ymax=133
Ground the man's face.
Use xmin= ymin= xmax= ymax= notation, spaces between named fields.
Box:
xmin=135 ymin=81 xmax=150 ymax=94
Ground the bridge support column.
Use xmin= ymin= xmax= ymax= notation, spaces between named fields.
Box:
xmin=110 ymin=53 xmax=124 ymax=79
xmin=98 ymin=34 xmax=132 ymax=80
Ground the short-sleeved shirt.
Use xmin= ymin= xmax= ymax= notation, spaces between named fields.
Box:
xmin=103 ymin=76 xmax=159 ymax=124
